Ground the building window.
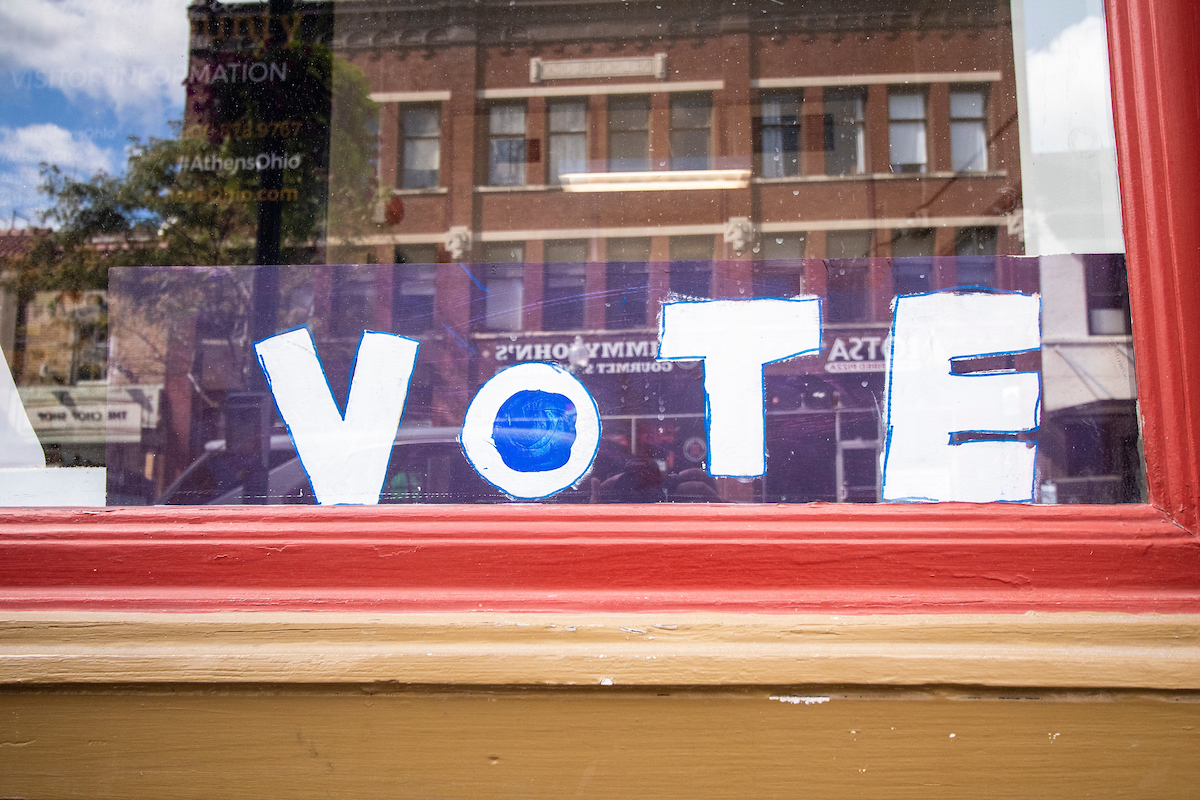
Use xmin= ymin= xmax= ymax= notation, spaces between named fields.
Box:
xmin=608 ymin=96 xmax=650 ymax=172
xmin=542 ymin=239 xmax=588 ymax=331
xmin=669 ymin=236 xmax=714 ymax=298
xmin=605 ymin=238 xmax=651 ymax=329
xmin=825 ymin=230 xmax=872 ymax=322
xmin=670 ymin=94 xmax=711 ymax=171
xmin=758 ymin=94 xmax=801 ymax=178
xmin=955 ymin=226 xmax=999 ymax=287
xmin=888 ymin=90 xmax=927 ymax=174
xmin=950 ymin=88 xmax=988 ymax=172
xmin=477 ymin=242 xmax=525 ymax=331
xmin=488 ymin=104 xmax=527 ymax=186
xmin=393 ymin=244 xmax=439 ymax=335
xmin=824 ymin=88 xmax=866 ymax=175
xmin=890 ymin=228 xmax=934 ymax=295
xmin=1084 ymin=254 xmax=1132 ymax=335
xmin=331 ymin=264 xmax=376 ymax=338
xmin=955 ymin=226 xmax=998 ymax=256
xmin=399 ymin=107 xmax=440 ymax=189
xmin=754 ymin=233 xmax=806 ymax=296
xmin=547 ymin=100 xmax=587 ymax=185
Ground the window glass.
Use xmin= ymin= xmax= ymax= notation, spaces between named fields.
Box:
xmin=547 ymin=101 xmax=587 ymax=185
xmin=393 ymin=244 xmax=439 ymax=336
xmin=401 ymin=107 xmax=440 ymax=188
xmin=669 ymin=236 xmax=713 ymax=299
xmin=670 ymin=95 xmax=711 ymax=171
xmin=888 ymin=91 xmax=927 ymax=174
xmin=488 ymin=105 xmax=526 ymax=186
xmin=477 ymin=243 xmax=525 ymax=331
xmin=605 ymin=238 xmax=651 ymax=330
xmin=755 ymin=234 xmax=806 ymax=297
xmin=955 ymin=227 xmax=1000 ymax=287
xmin=950 ymin=89 xmax=988 ymax=172
xmin=0 ymin=0 xmax=1144 ymax=508
xmin=608 ymin=97 xmax=650 ymax=172
xmin=542 ymin=239 xmax=588 ymax=331
xmin=824 ymin=89 xmax=866 ymax=175
xmin=759 ymin=95 xmax=801 ymax=178
xmin=1083 ymin=254 xmax=1132 ymax=335
xmin=891 ymin=228 xmax=935 ymax=295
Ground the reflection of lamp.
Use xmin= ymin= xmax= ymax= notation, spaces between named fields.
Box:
xmin=559 ymin=169 xmax=750 ymax=192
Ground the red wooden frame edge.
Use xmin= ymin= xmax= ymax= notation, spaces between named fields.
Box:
xmin=0 ymin=503 xmax=1196 ymax=613
xmin=1106 ymin=0 xmax=1200 ymax=531
xmin=0 ymin=0 xmax=1197 ymax=616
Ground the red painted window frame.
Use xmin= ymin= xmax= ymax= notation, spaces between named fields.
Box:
xmin=1 ymin=0 xmax=1198 ymax=614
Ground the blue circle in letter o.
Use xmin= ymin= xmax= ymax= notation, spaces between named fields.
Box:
xmin=492 ymin=390 xmax=577 ymax=472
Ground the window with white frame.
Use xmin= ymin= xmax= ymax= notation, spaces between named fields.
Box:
xmin=670 ymin=94 xmax=711 ymax=171
xmin=547 ymin=100 xmax=587 ymax=185
xmin=399 ymin=107 xmax=440 ymax=189
xmin=488 ymin=104 xmax=527 ymax=186
xmin=950 ymin=88 xmax=988 ymax=172
xmin=888 ymin=90 xmax=927 ymax=173
xmin=542 ymin=239 xmax=588 ymax=331
xmin=759 ymin=94 xmax=801 ymax=178
xmin=605 ymin=238 xmax=651 ymax=329
xmin=609 ymin=96 xmax=650 ymax=171
xmin=477 ymin=242 xmax=525 ymax=330
xmin=393 ymin=244 xmax=440 ymax=335
xmin=824 ymin=88 xmax=866 ymax=175
xmin=754 ymin=233 xmax=807 ymax=296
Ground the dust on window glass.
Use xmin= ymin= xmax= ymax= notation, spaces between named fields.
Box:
xmin=0 ymin=0 xmax=1141 ymax=507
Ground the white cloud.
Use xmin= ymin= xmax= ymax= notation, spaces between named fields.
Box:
xmin=0 ymin=123 xmax=117 ymax=226
xmin=0 ymin=0 xmax=191 ymax=116
xmin=1026 ymin=14 xmax=1118 ymax=154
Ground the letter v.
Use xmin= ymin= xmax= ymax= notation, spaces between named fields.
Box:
xmin=255 ymin=328 xmax=419 ymax=505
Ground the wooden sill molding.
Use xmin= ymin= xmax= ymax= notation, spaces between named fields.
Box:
xmin=2 ymin=610 xmax=1199 ymax=689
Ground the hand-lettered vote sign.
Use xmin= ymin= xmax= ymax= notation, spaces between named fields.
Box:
xmin=253 ymin=291 xmax=1041 ymax=505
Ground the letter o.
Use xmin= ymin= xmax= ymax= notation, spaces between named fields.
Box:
xmin=256 ymin=153 xmax=270 ymax=170
xmin=288 ymin=155 xmax=301 ymax=169
xmin=460 ymin=362 xmax=600 ymax=499
xmin=267 ymin=189 xmax=279 ymax=201
xmin=248 ymin=63 xmax=268 ymax=82
xmin=551 ymin=343 xmax=569 ymax=360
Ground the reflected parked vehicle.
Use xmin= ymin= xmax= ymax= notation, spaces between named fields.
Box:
xmin=157 ymin=427 xmax=500 ymax=505
xmin=158 ymin=426 xmax=614 ymax=505
xmin=157 ymin=423 xmax=718 ymax=505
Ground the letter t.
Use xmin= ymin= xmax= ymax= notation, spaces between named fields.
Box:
xmin=657 ymin=298 xmax=822 ymax=477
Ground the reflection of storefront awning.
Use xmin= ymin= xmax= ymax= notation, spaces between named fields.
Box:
xmin=16 ymin=384 xmax=161 ymax=445
xmin=1041 ymin=341 xmax=1136 ymax=412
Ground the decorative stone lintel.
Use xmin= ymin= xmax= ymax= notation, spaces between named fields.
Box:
xmin=530 ymin=53 xmax=667 ymax=83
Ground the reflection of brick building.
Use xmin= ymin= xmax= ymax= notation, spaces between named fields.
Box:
xmin=324 ymin=0 xmax=1025 ymax=502
xmin=162 ymin=0 xmax=1137 ymax=503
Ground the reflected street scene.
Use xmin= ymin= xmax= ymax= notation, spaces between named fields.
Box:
xmin=0 ymin=0 xmax=1142 ymax=505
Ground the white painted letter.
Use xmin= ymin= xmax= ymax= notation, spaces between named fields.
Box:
xmin=882 ymin=292 xmax=1041 ymax=503
xmin=255 ymin=328 xmax=419 ymax=505
xmin=460 ymin=362 xmax=600 ymax=499
xmin=656 ymin=298 xmax=822 ymax=477
xmin=0 ymin=345 xmax=44 ymax=468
